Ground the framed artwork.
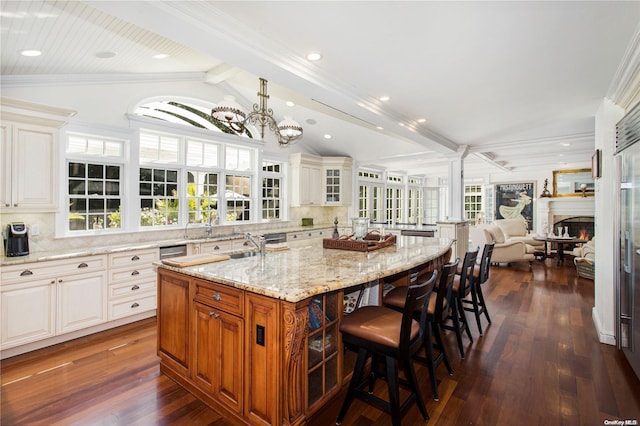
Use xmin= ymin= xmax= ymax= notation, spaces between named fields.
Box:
xmin=494 ymin=182 xmax=535 ymax=230
xmin=592 ymin=149 xmax=601 ymax=179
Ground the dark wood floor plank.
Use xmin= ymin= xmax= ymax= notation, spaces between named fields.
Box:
xmin=2 ymin=260 xmax=640 ymax=425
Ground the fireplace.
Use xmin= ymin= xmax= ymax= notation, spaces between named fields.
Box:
xmin=553 ymin=216 xmax=594 ymax=239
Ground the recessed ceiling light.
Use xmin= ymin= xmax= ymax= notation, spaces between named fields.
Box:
xmin=417 ymin=118 xmax=427 ymax=123
xmin=19 ymin=49 xmax=41 ymax=57
xmin=306 ymin=52 xmax=322 ymax=61
xmin=324 ymin=134 xmax=332 ymax=139
xmin=561 ymin=142 xmax=571 ymax=147
xmin=376 ymin=126 xmax=384 ymax=130
xmin=286 ymin=101 xmax=295 ymax=107
xmin=153 ymin=53 xmax=169 ymax=59
xmin=305 ymin=118 xmax=317 ymax=125
xmin=379 ymin=96 xmax=390 ymax=102
xmin=95 ymin=51 xmax=116 ymax=59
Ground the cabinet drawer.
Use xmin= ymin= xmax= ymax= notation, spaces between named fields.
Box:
xmin=109 ymin=248 xmax=158 ymax=268
xmin=200 ymin=240 xmax=235 ymax=254
xmin=108 ymin=264 xmax=156 ymax=284
xmin=108 ymin=294 xmax=156 ymax=320
xmin=1 ymin=255 xmax=107 ymax=284
xmin=194 ymin=280 xmax=243 ymax=316
xmin=109 ymin=279 xmax=156 ymax=300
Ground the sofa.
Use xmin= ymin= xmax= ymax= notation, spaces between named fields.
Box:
xmin=573 ymin=237 xmax=595 ymax=279
xmin=469 ymin=221 xmax=536 ymax=268
xmin=494 ymin=218 xmax=545 ymax=249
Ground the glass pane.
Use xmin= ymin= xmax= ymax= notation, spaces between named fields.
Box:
xmin=88 ymin=180 xmax=104 ymax=195
xmin=69 ymin=215 xmax=86 ymax=231
xmin=69 ymin=180 xmax=85 ymax=195
xmin=166 ymin=170 xmax=178 ymax=182
xmin=105 ymin=165 xmax=120 ymax=179
xmin=139 ymin=183 xmax=152 ymax=196
xmin=105 ymin=181 xmax=119 ymax=196
xmin=154 ymin=169 xmax=166 ymax=182
xmin=139 ymin=168 xmax=152 ymax=181
xmin=88 ymin=164 xmax=103 ymax=179
xmin=104 ymin=141 xmax=122 ymax=156
xmin=69 ymin=198 xmax=86 ymax=213
xmin=308 ymin=365 xmax=323 ymax=406
xmin=68 ymin=162 xmax=85 ymax=178
xmin=88 ymin=198 xmax=104 ymax=213
xmin=153 ymin=183 xmax=165 ymax=196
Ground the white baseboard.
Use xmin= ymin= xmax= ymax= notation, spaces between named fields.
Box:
xmin=592 ymin=306 xmax=617 ymax=346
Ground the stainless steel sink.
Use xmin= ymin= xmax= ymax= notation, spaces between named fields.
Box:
xmin=229 ymin=251 xmax=259 ymax=259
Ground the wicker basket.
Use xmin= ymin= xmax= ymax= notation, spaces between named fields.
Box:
xmin=322 ymin=233 xmax=397 ymax=252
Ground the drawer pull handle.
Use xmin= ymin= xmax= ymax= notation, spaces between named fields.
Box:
xmin=131 ymin=302 xmax=140 ymax=308
xmin=244 ymin=241 xmax=250 ymax=246
xmin=131 ymin=270 xmax=140 ymax=276
xmin=131 ymin=284 xmax=140 ymax=291
xmin=212 ymin=292 xmax=222 ymax=301
xmin=209 ymin=312 xmax=220 ymax=319
xmin=78 ymin=262 xmax=88 ymax=268
xmin=214 ymin=245 xmax=220 ymax=250
xmin=131 ymin=255 xmax=140 ymax=261
xmin=20 ymin=270 xmax=33 ymax=276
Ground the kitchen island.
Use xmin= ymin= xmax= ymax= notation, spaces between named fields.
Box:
xmin=156 ymin=235 xmax=452 ymax=426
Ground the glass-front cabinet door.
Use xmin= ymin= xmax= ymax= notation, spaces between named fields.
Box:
xmin=307 ymin=292 xmax=339 ymax=410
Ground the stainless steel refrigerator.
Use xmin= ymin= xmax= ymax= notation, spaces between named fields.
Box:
xmin=616 ymin=102 xmax=640 ymax=380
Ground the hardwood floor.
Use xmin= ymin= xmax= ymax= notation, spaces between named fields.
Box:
xmin=2 ymin=259 xmax=639 ymax=425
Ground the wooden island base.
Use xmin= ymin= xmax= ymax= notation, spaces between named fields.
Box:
xmin=157 ymin=237 xmax=451 ymax=425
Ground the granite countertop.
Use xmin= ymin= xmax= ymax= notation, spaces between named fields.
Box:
xmin=0 ymin=224 xmax=336 ymax=267
xmin=156 ymin=235 xmax=453 ymax=303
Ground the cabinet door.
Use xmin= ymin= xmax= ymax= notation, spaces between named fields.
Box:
xmin=157 ymin=270 xmax=190 ymax=374
xmin=1 ymin=279 xmax=56 ymax=349
xmin=301 ymin=165 xmax=322 ymax=205
xmin=193 ymin=301 xmax=244 ymax=413
xmin=57 ymin=271 xmax=107 ymax=334
xmin=13 ymin=124 xmax=57 ymax=210
xmin=193 ymin=302 xmax=216 ymax=392
xmin=0 ymin=124 xmax=10 ymax=209
xmin=215 ymin=309 xmax=244 ymax=414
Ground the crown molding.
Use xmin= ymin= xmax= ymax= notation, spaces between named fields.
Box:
xmin=1 ymin=97 xmax=76 ymax=127
xmin=0 ymin=72 xmax=207 ymax=88
xmin=607 ymin=23 xmax=640 ymax=109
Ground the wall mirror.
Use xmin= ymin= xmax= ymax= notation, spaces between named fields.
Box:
xmin=552 ymin=168 xmax=594 ymax=197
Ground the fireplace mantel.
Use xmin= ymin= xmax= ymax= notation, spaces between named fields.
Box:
xmin=536 ymin=197 xmax=594 ymax=233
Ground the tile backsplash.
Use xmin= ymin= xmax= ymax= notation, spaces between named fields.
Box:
xmin=1 ymin=206 xmax=349 ymax=254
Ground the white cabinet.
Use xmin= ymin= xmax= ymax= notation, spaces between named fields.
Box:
xmin=289 ymin=153 xmax=353 ymax=207
xmin=57 ymin=270 xmax=107 ymax=333
xmin=322 ymin=157 xmax=353 ymax=206
xmin=107 ymin=248 xmax=159 ymax=320
xmin=0 ymin=122 xmax=57 ymax=211
xmin=0 ymin=99 xmax=75 ymax=212
xmin=289 ymin=153 xmax=322 ymax=206
xmin=0 ymin=255 xmax=107 ymax=349
xmin=196 ymin=239 xmax=241 ymax=254
xmin=1 ymin=279 xmax=56 ymax=348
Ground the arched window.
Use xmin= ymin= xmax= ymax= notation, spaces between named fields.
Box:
xmin=133 ymin=99 xmax=253 ymax=138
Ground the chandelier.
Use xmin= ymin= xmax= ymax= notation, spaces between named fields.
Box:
xmin=211 ymin=78 xmax=303 ymax=146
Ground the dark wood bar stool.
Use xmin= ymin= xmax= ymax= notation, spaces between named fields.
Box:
xmin=384 ymin=259 xmax=458 ymax=401
xmin=444 ymin=248 xmax=478 ymax=358
xmin=336 ymin=271 xmax=438 ymax=426
xmin=461 ymin=243 xmax=494 ymax=335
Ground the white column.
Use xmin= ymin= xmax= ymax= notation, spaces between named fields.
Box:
xmin=446 ymin=146 xmax=469 ymax=220
xmin=593 ymin=98 xmax=624 ymax=345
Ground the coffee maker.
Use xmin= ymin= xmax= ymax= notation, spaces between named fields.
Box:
xmin=4 ymin=222 xmax=29 ymax=257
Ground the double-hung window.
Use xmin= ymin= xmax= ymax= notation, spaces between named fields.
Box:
xmin=139 ymin=132 xmax=180 ymax=227
xmin=66 ymin=134 xmax=125 ymax=232
xmin=262 ymin=161 xmax=282 ymax=220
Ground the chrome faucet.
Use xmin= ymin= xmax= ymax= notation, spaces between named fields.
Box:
xmin=245 ymin=232 xmax=266 ymax=256
xmin=205 ymin=214 xmax=217 ymax=237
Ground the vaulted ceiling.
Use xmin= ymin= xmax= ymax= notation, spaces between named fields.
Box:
xmin=2 ymin=1 xmax=639 ymax=177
